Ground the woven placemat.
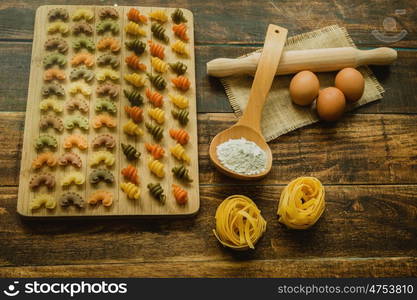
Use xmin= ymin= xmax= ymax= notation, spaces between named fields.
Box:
xmin=221 ymin=25 xmax=385 ymax=142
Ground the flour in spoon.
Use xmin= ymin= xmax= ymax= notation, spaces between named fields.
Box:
xmin=216 ymin=138 xmax=267 ymax=175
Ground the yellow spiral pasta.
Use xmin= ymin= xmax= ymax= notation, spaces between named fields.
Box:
xmin=148 ymin=158 xmax=165 ymax=178
xmin=149 ymin=10 xmax=168 ymax=22
xmin=170 ymin=143 xmax=190 ymax=164
xmin=121 ymin=182 xmax=141 ymax=200
xmin=30 ymin=194 xmax=56 ymax=210
xmin=277 ymin=177 xmax=325 ymax=229
xmin=89 ymin=151 xmax=115 ymax=167
xmin=169 ymin=93 xmax=189 ymax=109
xmin=171 ymin=40 xmax=188 ymax=56
xmin=124 ymin=21 xmax=146 ymax=36
xmin=150 ymin=57 xmax=168 ymax=73
xmin=40 ymin=98 xmax=63 ymax=113
xmin=47 ymin=22 xmax=70 ymax=35
xmin=96 ymin=68 xmax=120 ymax=82
xmin=123 ymin=120 xmax=144 ymax=136
xmin=147 ymin=107 xmax=165 ymax=124
xmin=61 ymin=172 xmax=85 ymax=186
xmin=124 ymin=72 xmax=146 ymax=88
xmin=72 ymin=8 xmax=94 ymax=22
xmin=69 ymin=82 xmax=92 ymax=97
xmin=213 ymin=195 xmax=266 ymax=250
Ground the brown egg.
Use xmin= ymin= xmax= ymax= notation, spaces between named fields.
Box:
xmin=335 ymin=68 xmax=365 ymax=102
xmin=316 ymin=87 xmax=346 ymax=121
xmin=289 ymin=71 xmax=320 ymax=106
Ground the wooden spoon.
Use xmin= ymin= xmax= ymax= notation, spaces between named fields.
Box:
xmin=209 ymin=24 xmax=288 ymax=180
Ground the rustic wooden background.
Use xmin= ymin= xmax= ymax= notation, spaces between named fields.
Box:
xmin=0 ymin=0 xmax=416 ymax=277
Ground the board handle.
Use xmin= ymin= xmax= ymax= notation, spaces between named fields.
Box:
xmin=206 ymin=47 xmax=397 ymax=77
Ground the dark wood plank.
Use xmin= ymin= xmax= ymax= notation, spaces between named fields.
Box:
xmin=1 ymin=257 xmax=416 ymax=277
xmin=0 ymin=43 xmax=416 ymax=113
xmin=0 ymin=184 xmax=416 ymax=271
xmin=2 ymin=112 xmax=417 ymax=186
xmin=0 ymin=0 xmax=415 ymax=48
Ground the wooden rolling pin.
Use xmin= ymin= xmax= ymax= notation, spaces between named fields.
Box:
xmin=206 ymin=47 xmax=397 ymax=77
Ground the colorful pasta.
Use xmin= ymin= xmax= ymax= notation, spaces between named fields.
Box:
xmin=172 ymin=165 xmax=193 ymax=182
xmin=172 ymin=23 xmax=189 ymax=41
xmin=124 ymin=21 xmax=146 ymax=36
xmin=58 ymin=152 xmax=82 ymax=168
xmin=123 ymin=120 xmax=143 ymax=136
xmin=151 ymin=23 xmax=169 ymax=43
xmin=72 ymin=8 xmax=94 ymax=22
xmin=169 ymin=128 xmax=189 ymax=145
xmin=88 ymin=190 xmax=113 ymax=207
xmin=34 ymin=135 xmax=57 ymax=151
xmin=149 ymin=10 xmax=168 ymax=23
xmin=42 ymin=83 xmax=65 ymax=97
xmin=125 ymin=39 xmax=146 ymax=56
xmin=95 ymin=98 xmax=117 ymax=114
xmin=69 ymin=82 xmax=92 ymax=97
xmin=32 ymin=152 xmax=57 ymax=170
xmin=39 ymin=115 xmax=64 ymax=132
xmin=96 ymin=20 xmax=119 ymax=35
xmin=44 ymin=68 xmax=66 ymax=81
xmin=145 ymin=122 xmax=163 ymax=141
xmin=123 ymin=89 xmax=144 ymax=106
xmin=121 ymin=143 xmax=141 ymax=160
xmin=92 ymin=113 xmax=117 ymax=129
xmin=30 ymin=194 xmax=56 ymax=210
xmin=48 ymin=8 xmax=69 ymax=22
xmin=44 ymin=37 xmax=68 ymax=53
xmin=40 ymin=98 xmax=63 ymax=113
xmin=72 ymin=37 xmax=95 ymax=52
xmin=147 ymin=183 xmax=166 ymax=203
xmin=148 ymin=158 xmax=165 ymax=178
xmin=169 ymin=93 xmax=189 ymax=109
xmin=70 ymin=66 xmax=95 ymax=82
xmin=148 ymin=107 xmax=165 ymax=124
xmin=61 ymin=172 xmax=85 ymax=186
xmin=172 ymin=184 xmax=188 ymax=205
xmin=97 ymin=54 xmax=120 ymax=69
xmin=146 ymin=88 xmax=163 ymax=107
xmin=71 ymin=52 xmax=95 ymax=67
xmin=171 ymin=76 xmax=191 ymax=91
xmin=96 ymin=68 xmax=120 ymax=82
xmin=147 ymin=73 xmax=166 ymax=90
xmin=125 ymin=53 xmax=146 ymax=71
xmin=148 ymin=40 xmax=165 ymax=59
xmin=171 ymin=108 xmax=189 ymax=125
xmin=96 ymin=82 xmax=120 ymax=99
xmin=64 ymin=115 xmax=89 ymax=130
xmin=124 ymin=105 xmax=143 ymax=123
xmin=29 ymin=173 xmax=55 ymax=190
xmin=171 ymin=8 xmax=187 ymax=24
xmin=121 ymin=164 xmax=139 ymax=184
xmin=43 ymin=53 xmax=67 ymax=68
xmin=89 ymin=168 xmax=115 ymax=184
xmin=124 ymin=72 xmax=146 ymax=88
xmin=150 ymin=57 xmax=168 ymax=73
xmin=170 ymin=143 xmax=190 ymax=163
xmin=97 ymin=37 xmax=121 ymax=53
xmin=65 ymin=97 xmax=89 ymax=113
xmin=47 ymin=22 xmax=70 ymax=35
xmin=92 ymin=134 xmax=116 ymax=150
xmin=121 ymin=182 xmax=140 ymax=200
xmin=169 ymin=61 xmax=187 ymax=75
xmin=89 ymin=151 xmax=115 ymax=167
xmin=127 ymin=8 xmax=147 ymax=24
xmin=59 ymin=192 xmax=85 ymax=208
xmin=72 ymin=21 xmax=93 ymax=35
xmin=99 ymin=7 xmax=119 ymax=19
xmin=63 ymin=134 xmax=88 ymax=150
xmin=171 ymin=40 xmax=189 ymax=56
xmin=145 ymin=143 xmax=165 ymax=159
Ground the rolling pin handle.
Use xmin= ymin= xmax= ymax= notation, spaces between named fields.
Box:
xmin=356 ymin=47 xmax=397 ymax=66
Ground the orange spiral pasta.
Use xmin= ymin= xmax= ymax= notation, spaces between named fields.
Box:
xmin=169 ymin=128 xmax=189 ymax=145
xmin=121 ymin=164 xmax=139 ymax=184
xmin=172 ymin=24 xmax=189 ymax=41
xmin=97 ymin=37 xmax=121 ymax=52
xmin=127 ymin=8 xmax=147 ymax=24
xmin=31 ymin=152 xmax=57 ymax=169
xmin=92 ymin=113 xmax=117 ymax=129
xmin=172 ymin=184 xmax=188 ymax=205
xmin=124 ymin=105 xmax=143 ymax=123
xmin=43 ymin=68 xmax=66 ymax=81
xmin=171 ymin=76 xmax=191 ymax=91
xmin=145 ymin=88 xmax=163 ymax=107
xmin=71 ymin=53 xmax=94 ymax=67
xmin=125 ymin=53 xmax=147 ymax=71
xmin=88 ymin=190 xmax=113 ymax=207
xmin=148 ymin=40 xmax=165 ymax=59
xmin=63 ymin=134 xmax=88 ymax=150
xmin=145 ymin=143 xmax=165 ymax=159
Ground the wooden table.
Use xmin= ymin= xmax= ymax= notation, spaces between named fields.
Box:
xmin=0 ymin=0 xmax=416 ymax=278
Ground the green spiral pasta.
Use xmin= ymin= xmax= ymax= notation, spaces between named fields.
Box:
xmin=151 ymin=23 xmax=169 ymax=43
xmin=172 ymin=165 xmax=193 ymax=182
xmin=95 ymin=98 xmax=117 ymax=114
xmin=147 ymin=183 xmax=166 ymax=203
xmin=121 ymin=143 xmax=141 ymax=160
xmin=145 ymin=122 xmax=163 ymax=141
xmin=171 ymin=108 xmax=189 ymax=125
xmin=169 ymin=61 xmax=187 ymax=75
xmin=72 ymin=37 xmax=95 ymax=52
xmin=43 ymin=53 xmax=67 ymax=68
xmin=171 ymin=8 xmax=187 ymax=24
xmin=125 ymin=39 xmax=146 ymax=56
xmin=146 ymin=73 xmax=166 ymax=90
xmin=96 ymin=20 xmax=119 ymax=34
xmin=123 ymin=89 xmax=144 ymax=106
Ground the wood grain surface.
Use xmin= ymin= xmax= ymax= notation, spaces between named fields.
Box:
xmin=0 ymin=0 xmax=416 ymax=277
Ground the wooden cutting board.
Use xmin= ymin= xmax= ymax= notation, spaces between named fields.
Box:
xmin=17 ymin=5 xmax=199 ymax=218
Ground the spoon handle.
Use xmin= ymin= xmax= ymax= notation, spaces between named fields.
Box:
xmin=237 ymin=24 xmax=288 ymax=133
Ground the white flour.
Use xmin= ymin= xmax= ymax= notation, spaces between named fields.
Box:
xmin=216 ymin=138 xmax=267 ymax=175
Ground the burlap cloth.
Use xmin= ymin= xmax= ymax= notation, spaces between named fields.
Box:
xmin=221 ymin=25 xmax=384 ymax=142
